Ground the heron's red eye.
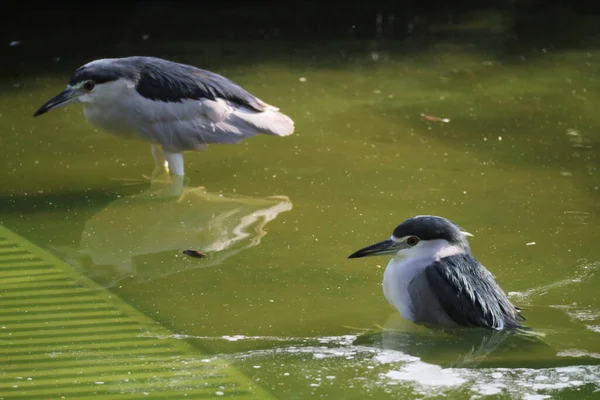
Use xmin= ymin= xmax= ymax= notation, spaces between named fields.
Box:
xmin=83 ymin=81 xmax=95 ymax=91
xmin=406 ymin=236 xmax=419 ymax=246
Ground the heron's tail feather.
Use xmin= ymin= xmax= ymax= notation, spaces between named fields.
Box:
xmin=231 ymin=107 xmax=295 ymax=137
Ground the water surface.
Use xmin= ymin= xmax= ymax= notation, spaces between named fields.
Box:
xmin=1 ymin=30 xmax=600 ymax=399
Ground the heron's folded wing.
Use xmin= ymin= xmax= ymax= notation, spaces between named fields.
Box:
xmin=425 ymin=255 xmax=524 ymax=330
xmin=135 ymin=60 xmax=269 ymax=112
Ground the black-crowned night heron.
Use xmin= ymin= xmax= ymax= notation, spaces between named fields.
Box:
xmin=348 ymin=215 xmax=525 ymax=330
xmin=33 ymin=56 xmax=294 ymax=182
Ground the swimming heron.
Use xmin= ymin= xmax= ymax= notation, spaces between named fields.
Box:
xmin=349 ymin=215 xmax=525 ymax=330
xmin=33 ymin=56 xmax=295 ymax=184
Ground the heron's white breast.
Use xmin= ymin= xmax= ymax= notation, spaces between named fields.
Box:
xmin=383 ymin=257 xmax=431 ymax=321
xmin=382 ymin=239 xmax=464 ymax=321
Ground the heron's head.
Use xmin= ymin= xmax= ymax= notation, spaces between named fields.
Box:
xmin=348 ymin=215 xmax=474 ymax=261
xmin=33 ymin=58 xmax=137 ymax=117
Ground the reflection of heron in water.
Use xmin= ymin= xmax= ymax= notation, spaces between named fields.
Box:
xmin=352 ymin=312 xmax=551 ymax=369
xmin=58 ymin=182 xmax=292 ymax=287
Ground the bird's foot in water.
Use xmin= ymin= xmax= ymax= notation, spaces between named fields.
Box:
xmin=150 ymin=165 xmax=171 ymax=182
xmin=145 ymin=173 xmax=185 ymax=198
xmin=109 ymin=171 xmax=184 ymax=198
xmin=109 ymin=165 xmax=170 ymax=187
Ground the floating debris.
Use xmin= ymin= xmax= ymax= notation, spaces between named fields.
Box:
xmin=9 ymin=41 xmax=20 ymax=47
xmin=182 ymin=249 xmax=207 ymax=259
xmin=421 ymin=113 xmax=450 ymax=123
xmin=566 ymin=128 xmax=592 ymax=149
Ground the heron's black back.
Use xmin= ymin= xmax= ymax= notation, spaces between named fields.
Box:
xmin=425 ymin=253 xmax=525 ymax=330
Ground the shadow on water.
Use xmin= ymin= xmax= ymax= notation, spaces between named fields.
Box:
xmin=50 ymin=179 xmax=292 ymax=288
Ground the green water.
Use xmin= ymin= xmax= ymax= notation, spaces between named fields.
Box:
xmin=2 ymin=33 xmax=600 ymax=398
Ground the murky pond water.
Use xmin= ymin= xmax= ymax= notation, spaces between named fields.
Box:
xmin=1 ymin=21 xmax=600 ymax=399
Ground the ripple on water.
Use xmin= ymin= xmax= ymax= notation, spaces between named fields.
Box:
xmin=214 ymin=335 xmax=600 ymax=399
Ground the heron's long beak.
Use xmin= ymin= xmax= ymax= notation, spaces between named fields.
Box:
xmin=33 ymin=87 xmax=80 ymax=117
xmin=348 ymin=239 xmax=407 ymax=258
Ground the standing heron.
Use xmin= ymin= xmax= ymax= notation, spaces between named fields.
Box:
xmin=348 ymin=215 xmax=525 ymax=330
xmin=33 ymin=56 xmax=295 ymax=186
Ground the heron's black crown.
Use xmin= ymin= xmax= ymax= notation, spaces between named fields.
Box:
xmin=393 ymin=215 xmax=469 ymax=246
xmin=69 ymin=61 xmax=135 ymax=86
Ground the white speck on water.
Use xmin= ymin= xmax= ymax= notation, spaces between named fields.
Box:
xmin=375 ymin=350 xmax=418 ymax=364
xmin=526 ymin=242 xmax=536 ymax=246
xmin=556 ymin=366 xmax=584 ymax=373
xmin=215 ymin=391 xmax=224 ymax=396
xmin=532 ymin=382 xmax=571 ymax=390
xmin=223 ymin=335 xmax=246 ymax=341
xmin=299 ymin=77 xmax=307 ymax=82
xmin=95 ymin=381 xmax=104 ymax=385
xmin=475 ymin=383 xmax=505 ymax=395
xmin=326 ymin=376 xmax=336 ymax=380
xmin=9 ymin=41 xmax=20 ymax=47
xmin=586 ymin=325 xmax=600 ymax=333
xmin=319 ymin=335 xmax=356 ymax=345
xmin=253 ymin=365 xmax=261 ymax=369
xmin=385 ymin=362 xmax=466 ymax=388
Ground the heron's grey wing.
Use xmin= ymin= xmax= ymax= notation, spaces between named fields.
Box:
xmin=424 ymin=254 xmax=525 ymax=330
xmin=128 ymin=58 xmax=294 ymax=149
xmin=191 ymin=68 xmax=270 ymax=111
xmin=134 ymin=60 xmax=269 ymax=112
